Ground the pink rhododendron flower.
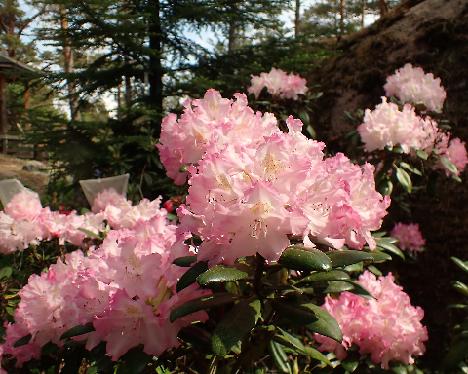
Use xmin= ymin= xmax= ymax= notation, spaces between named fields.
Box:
xmin=391 ymin=222 xmax=426 ymax=254
xmin=1 ymin=200 xmax=210 ymax=365
xmin=248 ymin=68 xmax=308 ymax=100
xmin=5 ymin=190 xmax=43 ymax=222
xmin=315 ymin=271 xmax=428 ymax=369
xmin=444 ymin=138 xmax=468 ymax=176
xmin=384 ymin=63 xmax=446 ymax=112
xmin=177 ymin=105 xmax=389 ymax=264
xmin=92 ymin=188 xmax=129 ymax=213
xmin=358 ymin=97 xmax=422 ymax=153
xmin=157 ymin=89 xmax=279 ymax=184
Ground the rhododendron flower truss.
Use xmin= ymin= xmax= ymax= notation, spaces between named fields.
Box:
xmin=315 ymin=271 xmax=428 ymax=369
xmin=175 ymin=100 xmax=390 ymax=264
xmin=391 ymin=223 xmax=425 ymax=254
xmin=248 ymin=68 xmax=308 ymax=100
xmin=157 ymin=89 xmax=279 ymax=185
xmin=384 ymin=63 xmax=446 ymax=113
xmin=0 ymin=199 xmax=210 ymax=366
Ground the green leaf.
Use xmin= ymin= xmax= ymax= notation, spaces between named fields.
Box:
xmin=451 ymin=257 xmax=468 ymax=274
xmin=170 ymin=293 xmax=237 ymax=322
xmin=302 ymin=303 xmax=342 ymax=342
xmin=60 ymin=323 xmax=94 ymax=340
xmin=296 ymin=270 xmax=350 ymax=284
xmin=395 ymin=167 xmax=412 ymax=193
xmin=211 ymin=299 xmax=261 ymax=356
xmin=197 ymin=265 xmax=248 ymax=286
xmin=78 ymin=227 xmax=100 ymax=239
xmin=452 ymin=281 xmax=468 ymax=297
xmin=13 ymin=334 xmax=32 ymax=347
xmin=440 ymin=156 xmax=459 ymax=175
xmin=272 ymin=301 xmax=318 ymax=325
xmin=342 ymin=359 xmax=359 ymax=372
xmin=347 ymin=281 xmax=375 ymax=299
xmin=269 ymin=341 xmax=292 ymax=373
xmin=327 ymin=250 xmax=374 ymax=268
xmin=324 ymin=281 xmax=354 ymax=293
xmin=298 ymin=110 xmax=310 ymax=126
xmin=368 ymin=265 xmax=383 ymax=276
xmin=376 ymin=241 xmax=405 ymax=260
xmin=176 ymin=261 xmax=208 ymax=292
xmin=274 ymin=327 xmax=330 ymax=365
xmin=119 ymin=347 xmax=151 ymax=374
xmin=173 ymin=255 xmax=197 ymax=267
xmin=0 ymin=266 xmax=13 ymax=280
xmin=416 ymin=149 xmax=428 ymax=160
xmin=378 ymin=179 xmax=393 ymax=196
xmin=367 ymin=251 xmax=392 ymax=263
xmin=279 ymin=246 xmax=332 ymax=272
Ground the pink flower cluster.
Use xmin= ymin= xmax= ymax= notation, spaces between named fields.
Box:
xmin=1 ymin=200 xmax=209 ymax=366
xmin=0 ymin=190 xmax=105 ymax=254
xmin=384 ymin=63 xmax=446 ymax=113
xmin=315 ymin=271 xmax=428 ymax=369
xmin=160 ymin=90 xmax=390 ymax=264
xmin=441 ymin=138 xmax=468 ymax=176
xmin=0 ymin=189 xmax=173 ymax=255
xmin=157 ymin=89 xmax=279 ymax=185
xmin=391 ymin=223 xmax=426 ymax=254
xmin=248 ymin=68 xmax=308 ymax=100
xmin=358 ymin=65 xmax=467 ymax=176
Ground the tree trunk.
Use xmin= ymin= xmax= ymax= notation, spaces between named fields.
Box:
xmin=148 ymin=0 xmax=163 ymax=136
xmin=339 ymin=0 xmax=346 ymax=36
xmin=361 ymin=0 xmax=366 ymax=28
xmin=379 ymin=0 xmax=388 ymax=16
xmin=294 ymin=0 xmax=301 ymax=38
xmin=227 ymin=18 xmax=237 ymax=53
xmin=59 ymin=5 xmax=81 ymax=122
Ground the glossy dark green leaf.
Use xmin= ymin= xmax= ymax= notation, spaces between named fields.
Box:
xmin=395 ymin=167 xmax=412 ymax=193
xmin=269 ymin=341 xmax=292 ymax=373
xmin=272 ymin=301 xmax=318 ymax=325
xmin=0 ymin=266 xmax=13 ymax=280
xmin=211 ymin=299 xmax=261 ymax=356
xmin=13 ymin=334 xmax=32 ymax=347
xmin=327 ymin=250 xmax=374 ymax=268
xmin=347 ymin=281 xmax=375 ymax=299
xmin=376 ymin=241 xmax=405 ymax=260
xmin=173 ymin=255 xmax=197 ymax=267
xmin=296 ymin=270 xmax=350 ymax=284
xmin=368 ymin=265 xmax=382 ymax=276
xmin=60 ymin=323 xmax=94 ymax=340
xmin=302 ymin=303 xmax=342 ymax=342
xmin=279 ymin=246 xmax=331 ymax=272
xmin=324 ymin=281 xmax=354 ymax=293
xmin=451 ymin=257 xmax=468 ymax=274
xmin=452 ymin=281 xmax=468 ymax=297
xmin=170 ymin=293 xmax=237 ymax=322
xmin=416 ymin=149 xmax=429 ymax=160
xmin=368 ymin=251 xmax=392 ymax=263
xmin=176 ymin=261 xmax=208 ymax=292
xmin=119 ymin=347 xmax=151 ymax=374
xmin=441 ymin=156 xmax=458 ymax=175
xmin=274 ymin=327 xmax=330 ymax=365
xmin=342 ymin=359 xmax=359 ymax=372
xmin=197 ymin=265 xmax=248 ymax=286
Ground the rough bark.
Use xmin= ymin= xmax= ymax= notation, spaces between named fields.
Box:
xmin=294 ymin=0 xmax=301 ymax=38
xmin=59 ymin=5 xmax=81 ymax=122
xmin=308 ymin=0 xmax=468 ymax=367
xmin=148 ymin=0 xmax=163 ymax=136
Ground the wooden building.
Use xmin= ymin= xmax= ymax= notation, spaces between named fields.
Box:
xmin=0 ymin=54 xmax=38 ymax=154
